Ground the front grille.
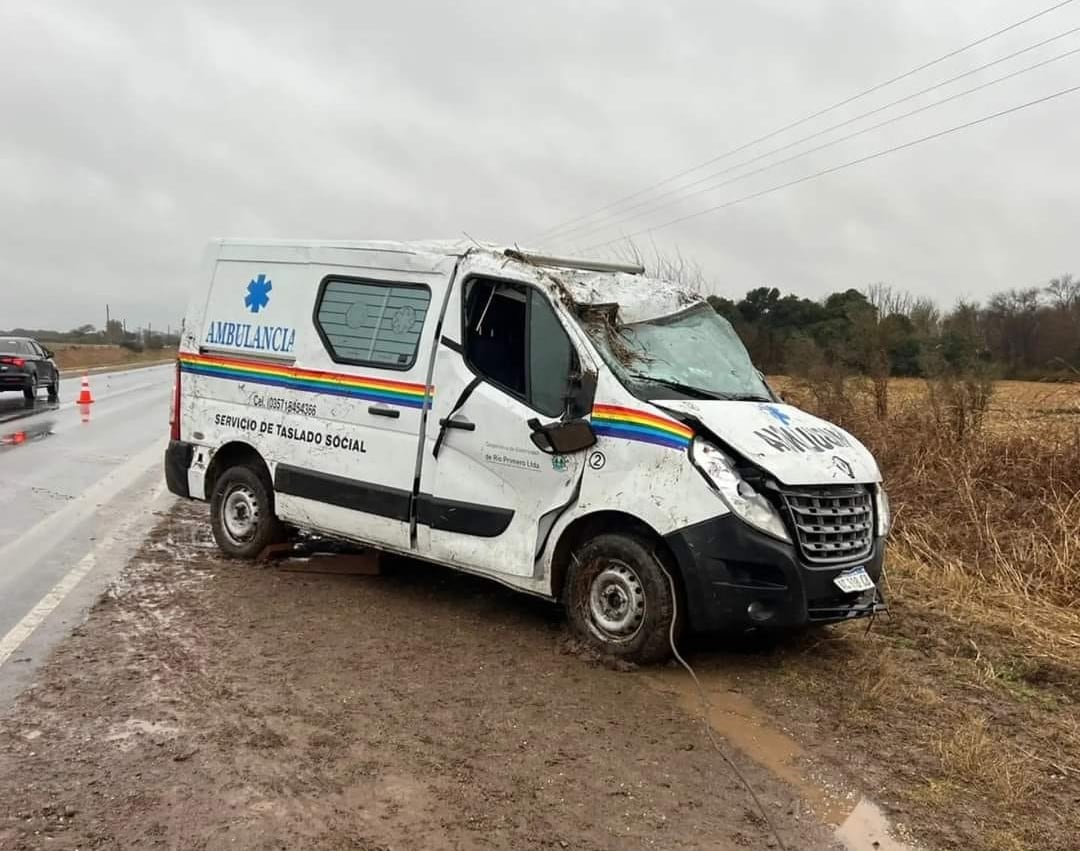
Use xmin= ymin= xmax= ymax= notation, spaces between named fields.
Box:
xmin=779 ymin=484 xmax=873 ymax=564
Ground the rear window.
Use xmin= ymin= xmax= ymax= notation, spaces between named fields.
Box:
xmin=0 ymin=339 xmax=30 ymax=355
xmin=315 ymin=278 xmax=430 ymax=370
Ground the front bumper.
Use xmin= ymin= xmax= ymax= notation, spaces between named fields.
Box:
xmin=164 ymin=440 xmax=194 ymax=498
xmin=664 ymin=513 xmax=885 ymax=633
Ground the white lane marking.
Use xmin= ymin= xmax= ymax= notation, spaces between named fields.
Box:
xmin=0 ymin=439 xmax=165 ymax=569
xmin=0 ymin=479 xmax=168 ymax=667
xmin=59 ymin=360 xmax=173 ymax=378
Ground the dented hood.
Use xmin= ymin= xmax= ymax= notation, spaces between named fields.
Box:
xmin=655 ymin=399 xmax=882 ymax=486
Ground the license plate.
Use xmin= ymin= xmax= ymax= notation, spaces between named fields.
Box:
xmin=834 ymin=567 xmax=874 ymax=594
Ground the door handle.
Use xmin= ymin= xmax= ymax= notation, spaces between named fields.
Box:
xmin=368 ymin=406 xmax=400 ymax=419
xmin=438 ymin=417 xmax=475 ymax=432
xmin=433 ymin=376 xmax=483 ymax=459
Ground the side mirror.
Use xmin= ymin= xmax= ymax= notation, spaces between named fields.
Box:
xmin=528 ymin=418 xmax=597 ymax=455
xmin=566 ymin=370 xmax=598 ymax=420
xmin=44 ymin=349 xmax=55 ymax=360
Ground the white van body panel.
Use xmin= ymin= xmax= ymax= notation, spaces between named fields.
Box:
xmin=416 ymin=252 xmax=600 ymax=592
xmin=179 ymin=241 xmax=457 ymax=551
xmin=655 ymin=400 xmax=882 ymax=487
xmin=533 ymin=367 xmax=732 ymax=584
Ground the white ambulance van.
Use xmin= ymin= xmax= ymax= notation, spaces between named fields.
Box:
xmin=166 ymin=240 xmax=889 ymax=662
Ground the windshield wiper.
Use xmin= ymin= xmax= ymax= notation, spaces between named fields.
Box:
xmin=627 ymin=374 xmax=773 ymax=403
xmin=626 ymin=374 xmax=727 ymax=401
xmin=722 ymin=393 xmax=773 ymax=402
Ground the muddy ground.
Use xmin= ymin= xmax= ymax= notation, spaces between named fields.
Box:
xmin=1 ymin=502 xmax=1076 ymax=850
xmin=0 ymin=502 xmax=838 ymax=851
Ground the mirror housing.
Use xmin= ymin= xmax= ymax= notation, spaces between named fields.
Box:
xmin=44 ymin=348 xmax=55 ymax=360
xmin=528 ymin=418 xmax=597 ymax=455
xmin=566 ymin=370 xmax=597 ymax=420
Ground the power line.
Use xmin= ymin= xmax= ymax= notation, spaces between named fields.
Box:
xmin=561 ymin=41 xmax=1080 ymax=246
xmin=534 ymin=0 xmax=1078 ymax=243
xmin=556 ymin=27 xmax=1080 ymax=244
xmin=583 ymin=83 xmax=1080 ymax=252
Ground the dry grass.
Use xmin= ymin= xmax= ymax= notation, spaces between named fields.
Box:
xmin=760 ymin=374 xmax=1080 ymax=849
xmin=775 ymin=375 xmax=1080 ymax=613
xmin=51 ymin=344 xmax=175 ymax=372
xmin=932 ymin=714 xmax=1038 ymax=807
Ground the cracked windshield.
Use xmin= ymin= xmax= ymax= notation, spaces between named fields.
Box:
xmin=584 ymin=303 xmax=773 ymax=401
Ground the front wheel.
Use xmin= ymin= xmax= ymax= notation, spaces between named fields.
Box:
xmin=565 ymin=533 xmax=679 ymax=664
xmin=210 ymin=465 xmax=285 ymax=559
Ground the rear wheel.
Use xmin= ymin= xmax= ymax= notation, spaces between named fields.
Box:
xmin=565 ymin=533 xmax=679 ymax=664
xmin=22 ymin=373 xmax=37 ymax=403
xmin=210 ymin=465 xmax=285 ymax=559
xmin=47 ymin=372 xmax=59 ymax=401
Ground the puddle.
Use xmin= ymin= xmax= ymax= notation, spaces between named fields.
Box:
xmin=0 ymin=418 xmax=56 ymax=449
xmin=837 ymin=799 xmax=918 ymax=851
xmin=644 ymin=669 xmax=918 ymax=851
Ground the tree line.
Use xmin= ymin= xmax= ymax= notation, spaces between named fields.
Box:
xmin=707 ymin=274 xmax=1080 ymax=382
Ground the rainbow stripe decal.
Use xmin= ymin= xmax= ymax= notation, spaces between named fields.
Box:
xmin=179 ymin=353 xmax=431 ymax=409
xmin=591 ymin=404 xmax=693 ymax=451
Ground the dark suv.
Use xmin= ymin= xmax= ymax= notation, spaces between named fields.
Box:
xmin=0 ymin=337 xmax=60 ymax=401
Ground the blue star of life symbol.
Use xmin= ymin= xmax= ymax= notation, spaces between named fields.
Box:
xmin=764 ymin=404 xmax=792 ymax=426
xmin=244 ymin=274 xmax=272 ymax=314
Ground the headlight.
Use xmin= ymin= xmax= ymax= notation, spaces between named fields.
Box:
xmin=875 ymin=484 xmax=891 ymax=537
xmin=690 ymin=437 xmax=790 ymax=542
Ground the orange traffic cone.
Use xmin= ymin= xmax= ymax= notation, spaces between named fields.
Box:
xmin=77 ymin=373 xmax=95 ymax=404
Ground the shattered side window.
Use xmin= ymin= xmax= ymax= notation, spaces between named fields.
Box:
xmin=463 ymin=277 xmax=575 ymax=417
xmin=528 ymin=291 xmax=574 ymax=417
xmin=316 ymin=278 xmax=431 ymax=370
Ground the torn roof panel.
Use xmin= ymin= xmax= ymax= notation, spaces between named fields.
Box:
xmin=551 ymin=268 xmax=703 ymax=324
xmin=454 ymin=244 xmax=705 ymax=324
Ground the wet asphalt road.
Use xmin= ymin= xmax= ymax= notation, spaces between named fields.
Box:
xmin=0 ymin=364 xmax=175 ymax=703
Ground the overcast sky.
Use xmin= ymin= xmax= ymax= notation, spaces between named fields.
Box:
xmin=1 ymin=0 xmax=1078 ymax=331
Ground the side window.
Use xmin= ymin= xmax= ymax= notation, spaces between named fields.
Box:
xmin=463 ymin=278 xmax=575 ymax=417
xmin=529 ymin=295 xmax=574 ymax=416
xmin=315 ymin=278 xmax=430 ymax=370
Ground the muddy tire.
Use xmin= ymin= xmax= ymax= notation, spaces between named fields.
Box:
xmin=565 ymin=533 xmax=678 ymax=664
xmin=210 ymin=465 xmax=285 ymax=559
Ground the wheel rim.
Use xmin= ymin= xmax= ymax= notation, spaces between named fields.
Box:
xmin=221 ymin=484 xmax=260 ymax=545
xmin=587 ymin=559 xmax=646 ymax=641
